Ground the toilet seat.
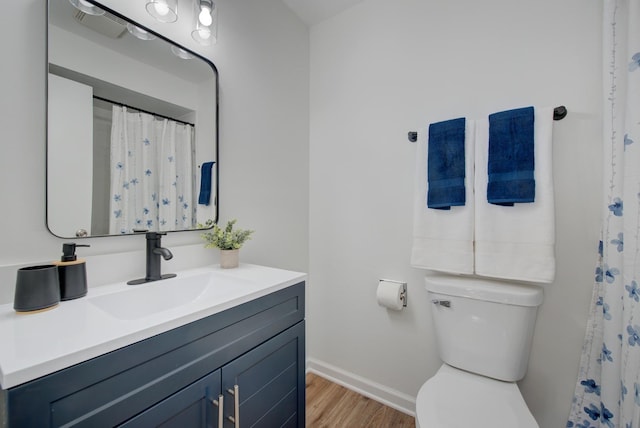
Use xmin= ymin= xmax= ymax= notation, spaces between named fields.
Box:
xmin=416 ymin=365 xmax=539 ymax=428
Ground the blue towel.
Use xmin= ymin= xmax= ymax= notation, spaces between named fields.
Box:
xmin=487 ymin=107 xmax=535 ymax=206
xmin=427 ymin=118 xmax=466 ymax=210
xmin=198 ymin=161 xmax=215 ymax=205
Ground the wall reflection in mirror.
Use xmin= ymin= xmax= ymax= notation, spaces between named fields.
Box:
xmin=47 ymin=0 xmax=218 ymax=238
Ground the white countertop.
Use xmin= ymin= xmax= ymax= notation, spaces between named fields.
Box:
xmin=0 ymin=264 xmax=306 ymax=389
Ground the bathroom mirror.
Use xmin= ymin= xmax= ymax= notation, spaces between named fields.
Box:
xmin=47 ymin=0 xmax=218 ymax=238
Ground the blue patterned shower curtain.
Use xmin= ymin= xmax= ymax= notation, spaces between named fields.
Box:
xmin=567 ymin=1 xmax=640 ymax=427
xmin=109 ymin=106 xmax=196 ymax=234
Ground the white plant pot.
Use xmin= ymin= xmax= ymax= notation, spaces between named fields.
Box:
xmin=220 ymin=249 xmax=239 ymax=269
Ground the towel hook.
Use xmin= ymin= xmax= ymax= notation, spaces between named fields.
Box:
xmin=553 ymin=105 xmax=567 ymax=120
xmin=407 ymin=105 xmax=567 ymax=143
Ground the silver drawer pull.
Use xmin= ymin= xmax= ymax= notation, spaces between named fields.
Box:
xmin=431 ymin=299 xmax=451 ymax=308
xmin=226 ymin=385 xmax=240 ymax=428
xmin=212 ymin=394 xmax=224 ymax=428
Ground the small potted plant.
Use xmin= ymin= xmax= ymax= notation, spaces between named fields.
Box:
xmin=198 ymin=219 xmax=254 ymax=268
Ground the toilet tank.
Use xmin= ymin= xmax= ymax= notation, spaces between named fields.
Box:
xmin=425 ymin=274 xmax=544 ymax=382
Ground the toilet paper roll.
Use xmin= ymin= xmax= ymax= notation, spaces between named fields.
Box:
xmin=377 ymin=280 xmax=405 ymax=310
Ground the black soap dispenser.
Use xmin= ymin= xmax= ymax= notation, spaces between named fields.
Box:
xmin=54 ymin=243 xmax=90 ymax=300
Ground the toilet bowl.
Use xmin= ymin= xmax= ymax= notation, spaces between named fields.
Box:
xmin=416 ymin=274 xmax=543 ymax=428
xmin=415 ymin=364 xmax=538 ymax=428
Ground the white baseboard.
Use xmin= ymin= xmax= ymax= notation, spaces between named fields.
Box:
xmin=306 ymin=357 xmax=416 ymax=417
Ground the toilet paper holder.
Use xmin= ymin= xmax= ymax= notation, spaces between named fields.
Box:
xmin=379 ymin=279 xmax=407 ymax=307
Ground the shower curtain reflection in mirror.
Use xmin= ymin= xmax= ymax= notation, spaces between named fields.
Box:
xmin=109 ymin=106 xmax=196 ymax=234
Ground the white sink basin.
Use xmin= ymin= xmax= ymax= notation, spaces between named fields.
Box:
xmin=88 ymin=271 xmax=258 ymax=321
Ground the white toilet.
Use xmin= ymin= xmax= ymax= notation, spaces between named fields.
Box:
xmin=415 ymin=274 xmax=543 ymax=428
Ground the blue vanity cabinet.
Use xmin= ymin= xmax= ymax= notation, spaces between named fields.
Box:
xmin=2 ymin=282 xmax=305 ymax=427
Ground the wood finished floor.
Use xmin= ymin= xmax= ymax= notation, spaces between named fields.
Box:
xmin=305 ymin=373 xmax=416 ymax=428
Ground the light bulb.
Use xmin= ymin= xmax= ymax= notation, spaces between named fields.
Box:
xmin=70 ymin=0 xmax=105 ymax=15
xmin=198 ymin=8 xmax=212 ymax=26
xmin=127 ymin=23 xmax=156 ymax=40
xmin=171 ymin=46 xmax=195 ymax=60
xmin=154 ymin=1 xmax=170 ymax=16
xmin=145 ymin=0 xmax=177 ymax=22
xmin=198 ymin=28 xmax=211 ymax=39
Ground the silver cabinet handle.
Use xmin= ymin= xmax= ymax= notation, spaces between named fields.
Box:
xmin=226 ymin=385 xmax=240 ymax=428
xmin=212 ymin=394 xmax=224 ymax=428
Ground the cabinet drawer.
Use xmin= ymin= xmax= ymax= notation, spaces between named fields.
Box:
xmin=6 ymin=282 xmax=304 ymax=427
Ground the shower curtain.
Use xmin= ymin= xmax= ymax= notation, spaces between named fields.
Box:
xmin=109 ymin=106 xmax=196 ymax=234
xmin=567 ymin=0 xmax=640 ymax=427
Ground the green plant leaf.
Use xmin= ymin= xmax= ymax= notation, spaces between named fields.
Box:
xmin=198 ymin=219 xmax=254 ymax=250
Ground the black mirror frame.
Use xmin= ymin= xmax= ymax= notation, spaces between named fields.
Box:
xmin=45 ymin=0 xmax=219 ymax=238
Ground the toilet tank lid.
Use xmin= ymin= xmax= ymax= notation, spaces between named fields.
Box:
xmin=424 ymin=274 xmax=543 ymax=307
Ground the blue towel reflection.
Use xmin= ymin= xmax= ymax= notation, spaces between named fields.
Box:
xmin=198 ymin=161 xmax=215 ymax=206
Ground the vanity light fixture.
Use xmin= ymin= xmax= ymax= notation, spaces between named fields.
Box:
xmin=126 ymin=24 xmax=157 ymax=41
xmin=197 ymin=0 xmax=213 ymax=26
xmin=191 ymin=0 xmax=217 ymax=46
xmin=145 ymin=0 xmax=178 ymax=23
xmin=170 ymin=45 xmax=195 ymax=60
xmin=69 ymin=0 xmax=105 ymax=16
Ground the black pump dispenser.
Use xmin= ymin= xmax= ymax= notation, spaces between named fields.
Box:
xmin=61 ymin=243 xmax=90 ymax=262
xmin=55 ymin=243 xmax=90 ymax=300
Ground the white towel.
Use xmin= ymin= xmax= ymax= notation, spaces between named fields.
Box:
xmin=474 ymin=107 xmax=555 ymax=283
xmin=410 ymin=121 xmax=475 ymax=274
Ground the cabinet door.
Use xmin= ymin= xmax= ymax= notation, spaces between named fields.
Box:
xmin=222 ymin=321 xmax=305 ymax=428
xmin=120 ymin=370 xmax=223 ymax=428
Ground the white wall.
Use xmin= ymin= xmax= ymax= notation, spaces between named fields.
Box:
xmin=0 ymin=0 xmax=308 ymax=302
xmin=308 ymin=0 xmax=602 ymax=426
xmin=1 ymin=0 xmax=606 ymax=426
xmin=48 ymin=75 xmax=94 ymax=237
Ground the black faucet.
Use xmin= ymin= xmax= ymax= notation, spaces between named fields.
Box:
xmin=127 ymin=232 xmax=177 ymax=285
